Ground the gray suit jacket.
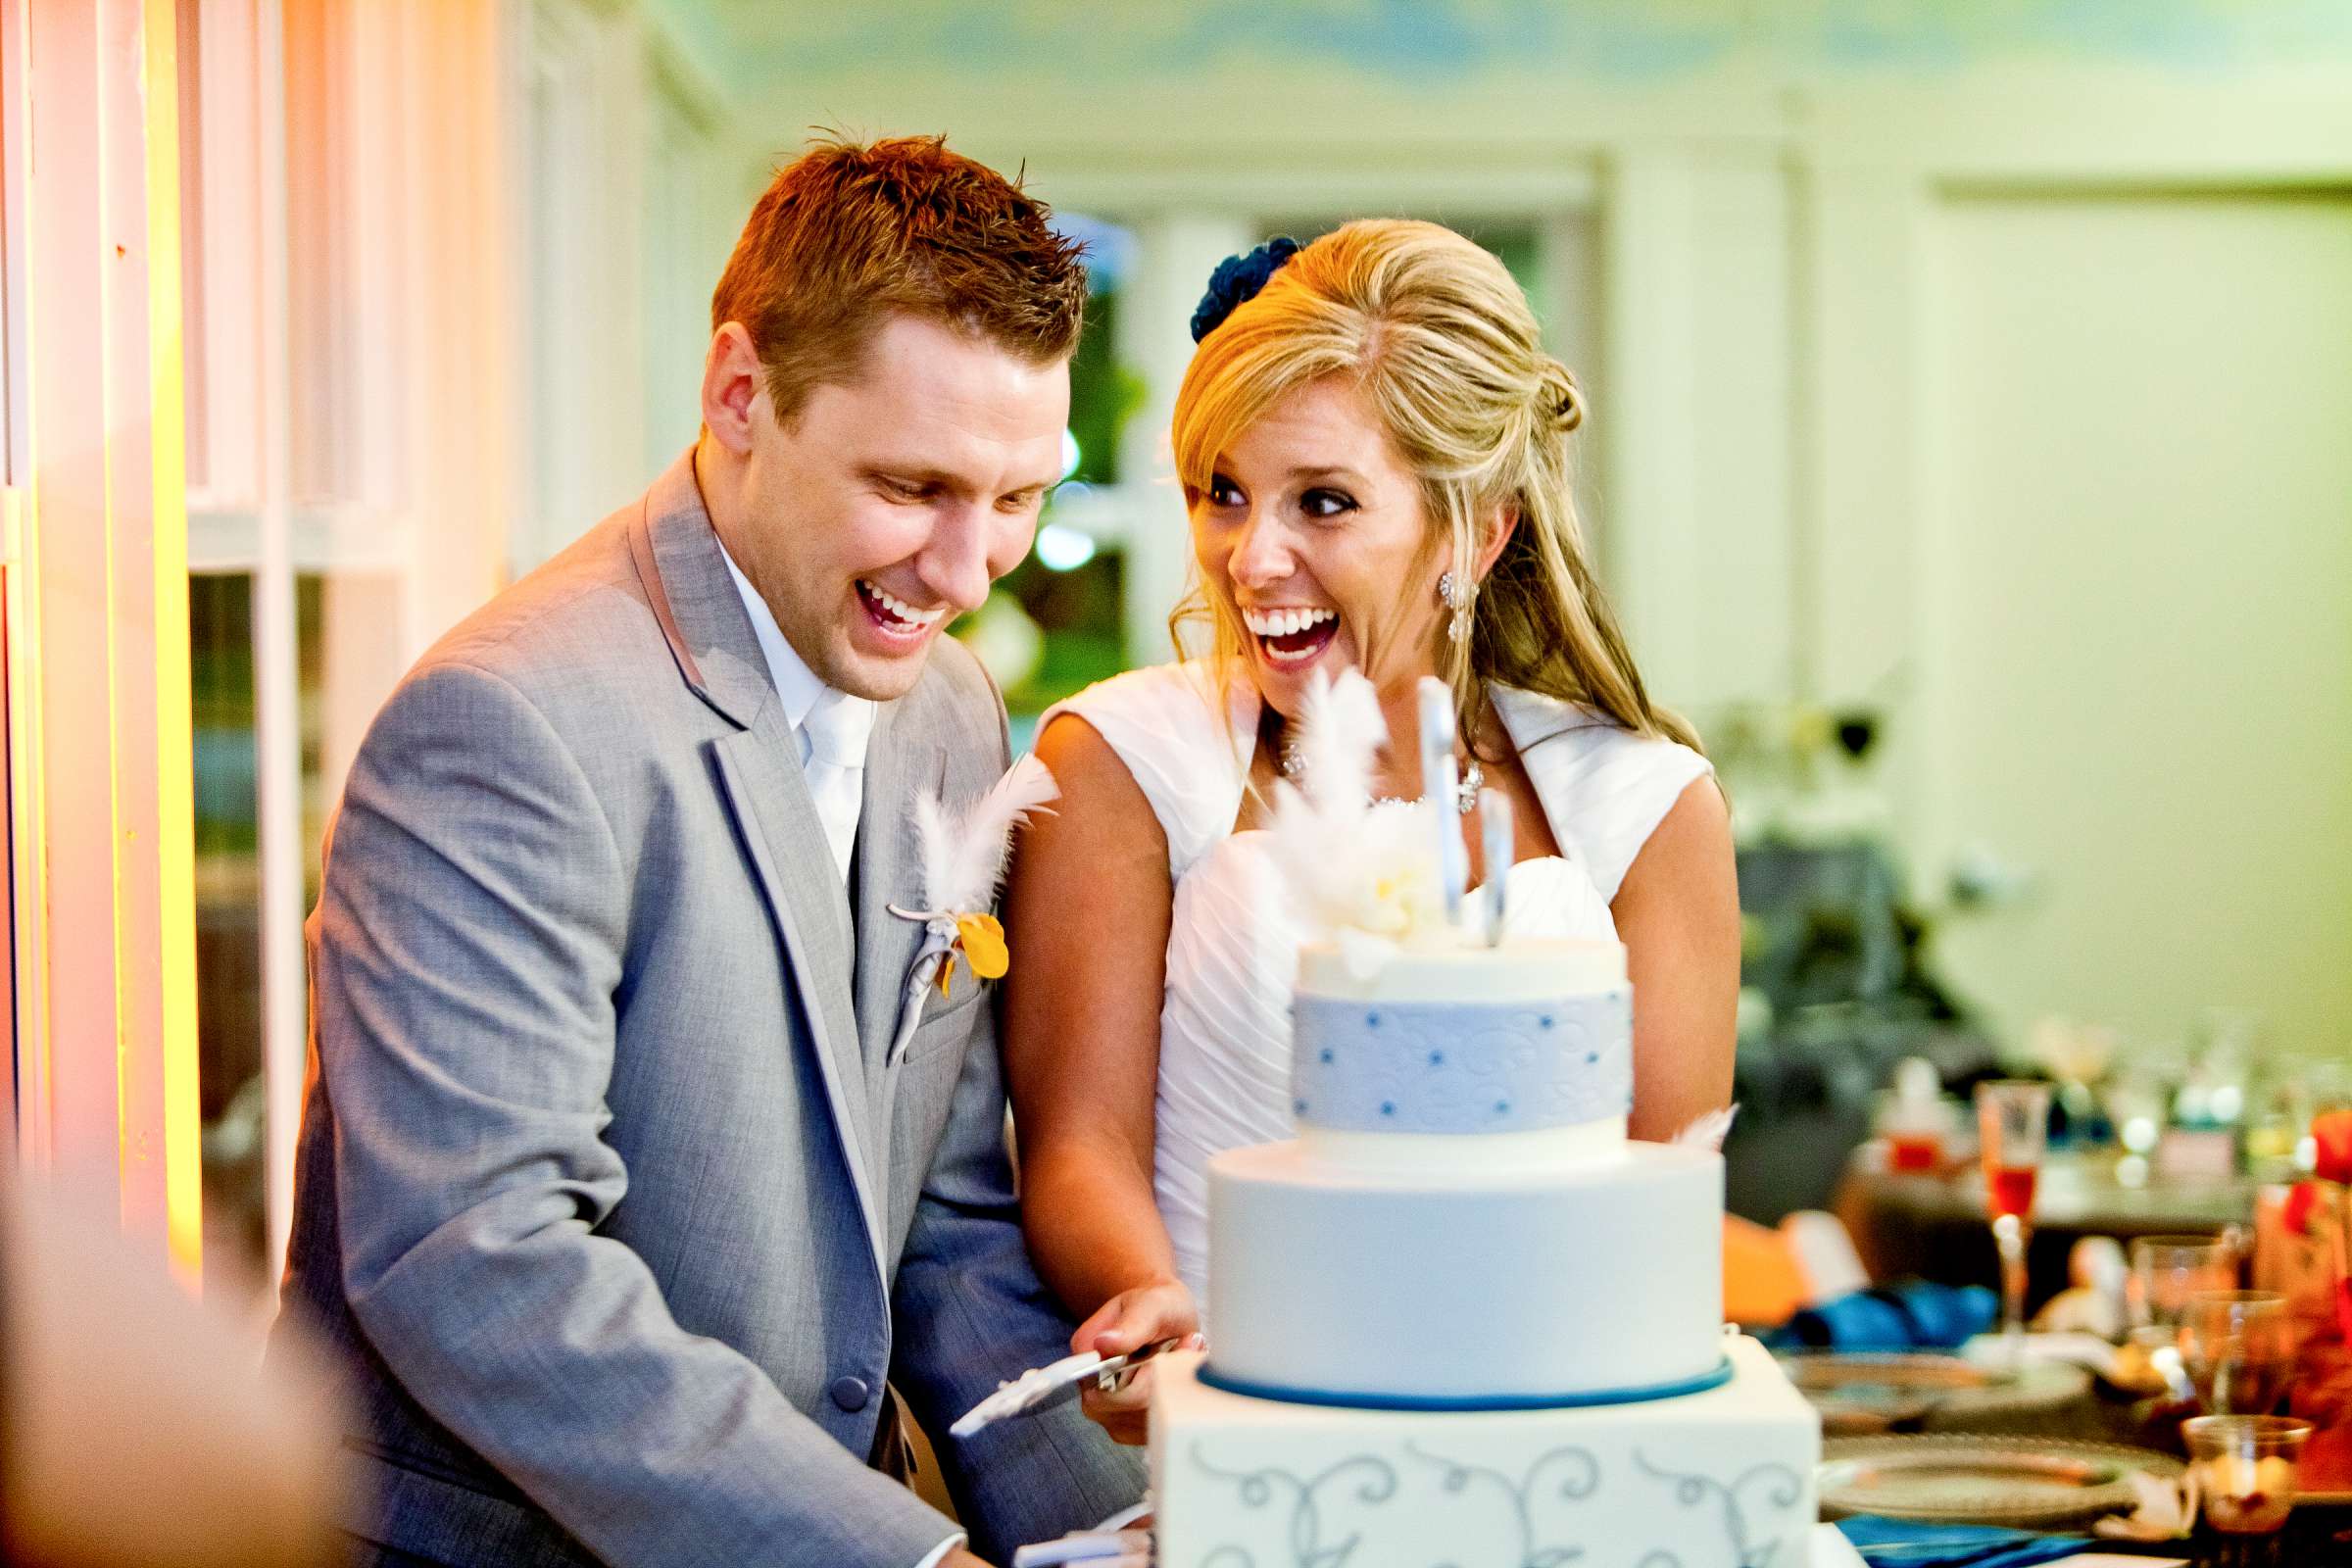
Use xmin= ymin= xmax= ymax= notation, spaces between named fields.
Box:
xmin=277 ymin=453 xmax=1142 ymax=1567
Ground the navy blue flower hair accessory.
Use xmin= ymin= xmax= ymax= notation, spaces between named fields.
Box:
xmin=1189 ymin=236 xmax=1301 ymax=343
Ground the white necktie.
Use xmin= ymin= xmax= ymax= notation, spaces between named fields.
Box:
xmin=799 ymin=690 xmax=866 ymax=883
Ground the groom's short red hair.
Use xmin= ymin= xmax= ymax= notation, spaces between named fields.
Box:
xmin=710 ymin=133 xmax=1088 ymax=425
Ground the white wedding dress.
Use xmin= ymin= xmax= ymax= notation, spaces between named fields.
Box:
xmin=1039 ymin=661 xmax=1712 ymax=1318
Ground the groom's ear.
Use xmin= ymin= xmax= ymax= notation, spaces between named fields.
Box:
xmin=702 ymin=321 xmax=766 ymax=453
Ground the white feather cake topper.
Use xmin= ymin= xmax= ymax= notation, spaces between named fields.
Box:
xmin=886 ymin=755 xmax=1057 ymax=1059
xmin=1669 ymin=1104 xmax=1739 ymax=1152
xmin=1264 ymin=669 xmax=1452 ymax=957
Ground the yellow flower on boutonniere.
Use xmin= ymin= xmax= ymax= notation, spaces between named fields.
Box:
xmin=926 ymin=911 xmax=1010 ymax=999
xmin=947 ymin=912 xmax=1009 ymax=992
xmin=885 ymin=757 xmax=1058 ymax=1058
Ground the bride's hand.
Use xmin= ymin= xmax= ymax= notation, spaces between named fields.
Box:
xmin=1071 ymin=1281 xmax=1202 ymax=1446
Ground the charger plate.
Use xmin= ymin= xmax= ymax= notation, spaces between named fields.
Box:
xmin=1818 ymin=1436 xmax=2183 ymax=1528
xmin=1778 ymin=1352 xmax=2089 ymax=1434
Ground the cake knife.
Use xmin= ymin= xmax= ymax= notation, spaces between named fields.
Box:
xmin=1480 ymin=787 xmax=1512 ymax=946
xmin=949 ymin=1338 xmax=1186 ymax=1438
xmin=1417 ymin=677 xmax=1467 ymax=922
xmin=1010 ymin=1531 xmax=1151 ymax=1567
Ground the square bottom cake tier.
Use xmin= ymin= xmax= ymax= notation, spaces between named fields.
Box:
xmin=1152 ymin=1332 xmax=1819 ymax=1568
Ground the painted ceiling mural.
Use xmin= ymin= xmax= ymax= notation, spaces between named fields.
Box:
xmin=663 ymin=0 xmax=2352 ymax=100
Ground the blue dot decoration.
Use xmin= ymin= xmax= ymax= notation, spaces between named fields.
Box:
xmin=1367 ymin=1012 xmax=1382 ymax=1028
xmin=1380 ymin=1102 xmax=1396 ymax=1117
xmin=1295 ymin=1098 xmax=1308 ymax=1114
xmin=1587 ymin=1052 xmax=1599 ymax=1064
xmin=1319 ymin=1048 xmax=1335 ymax=1064
xmin=1540 ymin=1015 xmax=1554 ymax=1029
xmin=1494 ymin=1100 xmax=1511 ymax=1114
xmin=1428 ymin=1050 xmax=1445 ymax=1066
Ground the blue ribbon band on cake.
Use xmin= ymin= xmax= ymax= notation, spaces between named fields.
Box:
xmin=1196 ymin=1353 xmax=1736 ymax=1412
xmin=1290 ymin=989 xmax=1634 ymax=1134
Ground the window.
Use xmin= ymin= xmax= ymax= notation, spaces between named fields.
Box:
xmin=188 ymin=573 xmax=264 ymax=1265
xmin=173 ymin=0 xmax=738 ymax=1293
xmin=961 ymin=215 xmax=1142 ymax=751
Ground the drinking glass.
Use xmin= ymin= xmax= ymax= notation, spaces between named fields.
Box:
xmin=2177 ymin=1290 xmax=2295 ymax=1415
xmin=2129 ymin=1233 xmax=2238 ymax=1330
xmin=1976 ymin=1080 xmax=2051 ymax=1372
xmin=1873 ymin=1089 xmax=1950 ymax=1173
xmin=2180 ymin=1414 xmax=2313 ymax=1534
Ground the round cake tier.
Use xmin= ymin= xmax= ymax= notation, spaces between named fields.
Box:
xmin=1298 ymin=1116 xmax=1626 ymax=1172
xmin=1292 ymin=939 xmax=1631 ymax=1139
xmin=1204 ymin=1140 xmax=1723 ymax=1406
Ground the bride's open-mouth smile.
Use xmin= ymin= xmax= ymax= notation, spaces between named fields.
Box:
xmin=1241 ymin=605 xmax=1340 ymax=670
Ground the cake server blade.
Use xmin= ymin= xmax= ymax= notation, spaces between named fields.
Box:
xmin=950 ymin=1338 xmax=1184 ymax=1438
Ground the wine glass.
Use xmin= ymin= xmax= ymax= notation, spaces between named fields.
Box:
xmin=1874 ymin=1088 xmax=1951 ymax=1173
xmin=2178 ymin=1290 xmax=2295 ymax=1416
xmin=2124 ymin=1233 xmax=2236 ymax=1399
xmin=2129 ymin=1233 xmax=2238 ymax=1329
xmin=1976 ymin=1080 xmax=2052 ymax=1373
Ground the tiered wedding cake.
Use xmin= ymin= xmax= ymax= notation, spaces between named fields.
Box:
xmin=1148 ymin=682 xmax=1819 ymax=1566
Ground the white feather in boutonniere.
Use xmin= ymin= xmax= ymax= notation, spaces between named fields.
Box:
xmin=885 ymin=755 xmax=1057 ymax=1060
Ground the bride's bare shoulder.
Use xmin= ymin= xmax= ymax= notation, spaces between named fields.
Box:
xmin=1031 ymin=709 xmax=1164 ymax=850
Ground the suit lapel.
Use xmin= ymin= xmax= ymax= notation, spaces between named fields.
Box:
xmin=849 ymin=703 xmax=945 ymax=1241
xmin=710 ymin=730 xmax=885 ymax=1274
xmin=852 ymin=704 xmax=946 ymax=1086
xmin=629 ymin=455 xmax=772 ymax=730
xmin=629 ymin=452 xmax=887 ymax=1286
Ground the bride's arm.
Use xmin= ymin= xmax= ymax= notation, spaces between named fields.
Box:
xmin=1611 ymin=776 xmax=1741 ymax=1142
xmin=1000 ymin=713 xmax=1198 ymax=1367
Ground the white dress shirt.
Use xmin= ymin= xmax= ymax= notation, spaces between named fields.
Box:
xmin=718 ymin=549 xmax=964 ymax=1568
xmin=717 ymin=546 xmax=876 ymax=881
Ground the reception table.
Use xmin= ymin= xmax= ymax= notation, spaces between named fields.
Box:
xmin=1813 ymin=1150 xmax=2348 ymax=1561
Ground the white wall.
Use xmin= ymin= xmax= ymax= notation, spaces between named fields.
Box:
xmin=1919 ymin=191 xmax=2352 ymax=1052
xmin=1797 ymin=75 xmax=2352 ymax=1054
xmin=514 ymin=0 xmax=739 ymax=577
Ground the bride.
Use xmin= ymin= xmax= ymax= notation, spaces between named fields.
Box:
xmin=998 ymin=219 xmax=1738 ymax=1444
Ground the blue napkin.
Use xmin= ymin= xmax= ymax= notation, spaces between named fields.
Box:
xmin=1837 ymin=1515 xmax=2091 ymax=1567
xmin=1765 ymin=1281 xmax=1998 ymax=1351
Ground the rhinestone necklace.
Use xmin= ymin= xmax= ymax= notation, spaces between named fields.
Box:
xmin=1278 ymin=738 xmax=1484 ymax=816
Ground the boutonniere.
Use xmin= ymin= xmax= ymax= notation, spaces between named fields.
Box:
xmin=884 ymin=755 xmax=1057 ymax=1060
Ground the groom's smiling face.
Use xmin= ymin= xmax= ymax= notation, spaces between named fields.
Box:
xmin=706 ymin=313 xmax=1069 ymax=703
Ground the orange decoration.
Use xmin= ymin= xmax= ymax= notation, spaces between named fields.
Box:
xmin=2314 ymin=1108 xmax=2352 ymax=1186
xmin=956 ymin=913 xmax=1009 ymax=980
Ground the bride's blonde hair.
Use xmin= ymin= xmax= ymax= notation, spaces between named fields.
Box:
xmin=1168 ymin=218 xmax=1699 ymax=756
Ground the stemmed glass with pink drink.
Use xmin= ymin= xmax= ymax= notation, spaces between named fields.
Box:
xmin=1976 ymin=1081 xmax=2051 ymax=1374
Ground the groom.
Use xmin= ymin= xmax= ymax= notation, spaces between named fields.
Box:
xmin=277 ymin=136 xmax=1141 ymax=1567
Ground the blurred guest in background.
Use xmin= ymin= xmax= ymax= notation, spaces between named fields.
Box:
xmin=1 ymin=1173 xmax=344 ymax=1567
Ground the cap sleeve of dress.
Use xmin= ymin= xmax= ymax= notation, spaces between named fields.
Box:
xmin=1496 ymin=687 xmax=1715 ymax=906
xmin=1036 ymin=662 xmax=1253 ymax=881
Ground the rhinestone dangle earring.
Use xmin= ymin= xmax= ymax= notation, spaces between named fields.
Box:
xmin=1437 ymin=569 xmax=1475 ymax=643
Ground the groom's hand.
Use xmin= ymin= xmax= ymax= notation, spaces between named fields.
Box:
xmin=1072 ymin=1281 xmax=1202 ymax=1446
